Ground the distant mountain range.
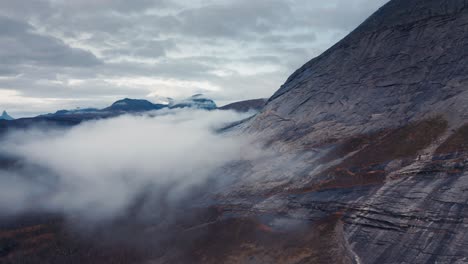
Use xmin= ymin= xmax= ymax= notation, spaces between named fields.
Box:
xmin=37 ymin=95 xmax=265 ymax=119
xmin=105 ymin=98 xmax=167 ymax=112
xmin=0 ymin=95 xmax=265 ymax=134
xmin=45 ymin=94 xmax=217 ymax=118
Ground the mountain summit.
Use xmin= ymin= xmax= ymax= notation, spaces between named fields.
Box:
xmin=104 ymin=98 xmax=167 ymax=112
xmin=0 ymin=111 xmax=14 ymax=120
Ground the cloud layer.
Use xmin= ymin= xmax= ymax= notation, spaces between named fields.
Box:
xmin=0 ymin=109 xmax=258 ymax=221
xmin=0 ymin=0 xmax=390 ymax=117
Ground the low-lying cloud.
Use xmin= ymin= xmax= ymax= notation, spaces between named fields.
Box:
xmin=0 ymin=109 xmax=259 ymax=222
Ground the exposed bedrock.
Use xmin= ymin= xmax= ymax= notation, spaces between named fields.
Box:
xmin=244 ymin=0 xmax=468 ymax=150
xmin=224 ymin=0 xmax=468 ymax=263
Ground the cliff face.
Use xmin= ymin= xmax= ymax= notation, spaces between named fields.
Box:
xmin=247 ymin=0 xmax=468 ymax=147
xmin=222 ymin=0 xmax=468 ymax=263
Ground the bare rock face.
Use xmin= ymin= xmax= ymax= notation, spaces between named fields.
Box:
xmin=247 ymin=0 xmax=468 ymax=148
xmin=222 ymin=0 xmax=468 ymax=263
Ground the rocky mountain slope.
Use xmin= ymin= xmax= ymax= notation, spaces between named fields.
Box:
xmin=247 ymin=0 xmax=468 ymax=146
xmin=219 ymin=98 xmax=267 ymax=112
xmin=215 ymin=0 xmax=468 ymax=263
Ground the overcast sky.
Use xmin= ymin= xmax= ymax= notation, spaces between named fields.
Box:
xmin=0 ymin=0 xmax=389 ymax=117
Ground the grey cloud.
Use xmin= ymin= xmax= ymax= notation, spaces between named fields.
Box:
xmin=0 ymin=0 xmax=53 ymax=18
xmin=0 ymin=66 xmax=18 ymax=77
xmin=176 ymin=0 xmax=292 ymax=38
xmin=288 ymin=33 xmax=318 ymax=43
xmin=0 ymin=16 xmax=31 ymax=35
xmin=53 ymin=0 xmax=171 ymax=13
xmin=0 ymin=77 xmax=150 ymax=100
xmin=0 ymin=109 xmax=260 ymax=220
xmin=102 ymin=39 xmax=176 ymax=59
xmin=0 ymin=56 xmax=219 ymax=103
xmin=99 ymin=60 xmax=214 ymax=81
xmin=0 ymin=16 xmax=102 ymax=70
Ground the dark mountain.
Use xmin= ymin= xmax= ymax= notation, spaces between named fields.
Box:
xmin=0 ymin=111 xmax=14 ymax=121
xmin=249 ymin=0 xmax=467 ymax=141
xmin=52 ymin=108 xmax=100 ymax=116
xmin=0 ymin=95 xmax=221 ymax=136
xmin=43 ymin=95 xmax=216 ymax=118
xmin=219 ymin=98 xmax=267 ymax=112
xmin=104 ymin=98 xmax=167 ymax=112
xmin=1 ymin=95 xmax=227 ymax=131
